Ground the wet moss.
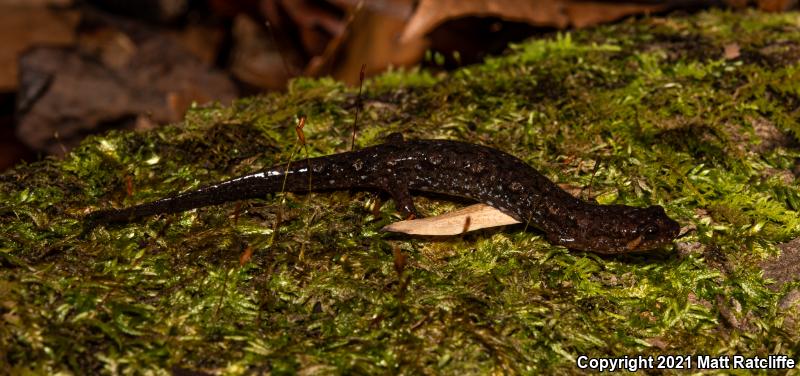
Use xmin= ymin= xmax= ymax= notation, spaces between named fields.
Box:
xmin=2 ymin=8 xmax=800 ymax=375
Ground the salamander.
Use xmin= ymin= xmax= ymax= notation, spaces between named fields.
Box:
xmin=87 ymin=134 xmax=680 ymax=254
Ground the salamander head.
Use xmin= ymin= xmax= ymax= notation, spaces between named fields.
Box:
xmin=551 ymin=205 xmax=680 ymax=254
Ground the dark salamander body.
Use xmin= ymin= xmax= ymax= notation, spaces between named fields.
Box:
xmin=88 ymin=136 xmax=680 ymax=254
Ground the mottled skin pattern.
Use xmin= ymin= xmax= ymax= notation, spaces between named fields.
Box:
xmin=88 ymin=135 xmax=680 ymax=254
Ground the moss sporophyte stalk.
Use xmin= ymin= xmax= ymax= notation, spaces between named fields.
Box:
xmin=2 ymin=9 xmax=800 ymax=374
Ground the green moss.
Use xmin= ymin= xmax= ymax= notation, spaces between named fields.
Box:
xmin=369 ymin=67 xmax=442 ymax=90
xmin=2 ymin=8 xmax=800 ymax=374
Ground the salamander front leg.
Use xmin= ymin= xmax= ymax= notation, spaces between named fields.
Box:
xmin=387 ymin=185 xmax=420 ymax=219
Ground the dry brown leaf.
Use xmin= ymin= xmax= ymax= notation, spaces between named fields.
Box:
xmin=400 ymin=0 xmax=568 ymax=43
xmin=229 ymin=14 xmax=293 ymax=90
xmin=78 ymin=27 xmax=137 ymax=69
xmin=282 ymin=0 xmax=347 ymax=54
xmin=382 ymin=203 xmax=520 ymax=236
xmin=401 ymin=0 xmax=678 ymax=43
xmin=304 ymin=0 xmax=426 ymax=84
xmin=563 ymin=2 xmax=667 ymax=28
xmin=168 ymin=24 xmax=226 ymax=66
xmin=758 ymin=0 xmax=797 ymax=11
xmin=0 ymin=6 xmax=79 ymax=91
xmin=16 ymin=36 xmax=237 ymax=155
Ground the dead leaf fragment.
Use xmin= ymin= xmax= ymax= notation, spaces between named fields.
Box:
xmin=563 ymin=2 xmax=667 ymax=28
xmin=310 ymin=1 xmax=427 ymax=85
xmin=0 ymin=6 xmax=79 ymax=91
xmin=16 ymin=36 xmax=237 ymax=155
xmin=401 ymin=0 xmax=568 ymax=43
xmin=382 ymin=203 xmax=520 ymax=236
xmin=229 ymin=14 xmax=293 ymax=90
xmin=724 ymin=43 xmax=740 ymax=60
xmin=401 ymin=0 xmax=671 ymax=43
xmin=757 ymin=0 xmax=797 ymax=11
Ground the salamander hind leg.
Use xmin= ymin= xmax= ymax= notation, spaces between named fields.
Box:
xmin=386 ymin=184 xmax=420 ymax=219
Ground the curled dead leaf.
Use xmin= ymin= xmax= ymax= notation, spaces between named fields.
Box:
xmin=401 ymin=0 xmax=671 ymax=43
xmin=382 ymin=203 xmax=520 ymax=236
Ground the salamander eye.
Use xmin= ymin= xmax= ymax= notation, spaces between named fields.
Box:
xmin=644 ymin=225 xmax=658 ymax=235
